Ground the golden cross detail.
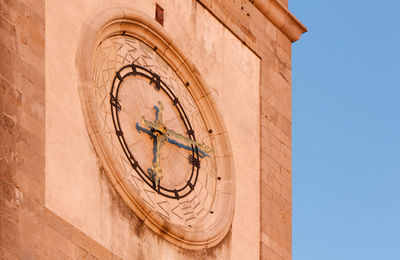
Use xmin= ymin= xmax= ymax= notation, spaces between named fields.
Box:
xmin=136 ymin=101 xmax=212 ymax=189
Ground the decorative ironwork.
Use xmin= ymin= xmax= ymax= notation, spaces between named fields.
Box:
xmin=110 ymin=63 xmax=210 ymax=199
xmin=188 ymin=154 xmax=201 ymax=168
xmin=136 ymin=101 xmax=211 ymax=191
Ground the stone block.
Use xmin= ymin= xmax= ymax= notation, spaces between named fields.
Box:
xmin=0 ymin=132 xmax=19 ymax=186
xmin=3 ymin=85 xmax=22 ymax=119
xmin=0 ymin=42 xmax=16 ymax=84
xmin=19 ymin=168 xmax=44 ymax=205
xmin=0 ymin=13 xmax=17 ymax=52
xmin=14 ymin=71 xmax=44 ymax=106
xmin=43 ymin=208 xmax=73 ymax=240
xmin=0 ymin=0 xmax=19 ymax=24
xmin=261 ymin=241 xmax=282 ymax=260
xmin=20 ymin=90 xmax=45 ymax=124
xmin=43 ymin=244 xmax=72 ymax=260
xmin=44 ymin=225 xmax=76 ymax=259
xmin=0 ymin=178 xmax=21 ymax=212
xmin=74 ymin=248 xmax=98 ymax=260
xmin=71 ymin=228 xmax=114 ymax=260
xmin=0 ymin=214 xmax=19 ymax=256
xmin=276 ymin=29 xmax=291 ymax=56
xmin=262 ymin=119 xmax=291 ymax=148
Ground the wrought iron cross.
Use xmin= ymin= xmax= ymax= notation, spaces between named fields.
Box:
xmin=136 ymin=101 xmax=212 ymax=189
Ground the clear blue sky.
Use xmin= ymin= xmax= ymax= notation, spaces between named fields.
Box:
xmin=291 ymin=1 xmax=400 ymax=259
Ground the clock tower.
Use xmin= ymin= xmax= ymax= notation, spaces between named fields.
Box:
xmin=0 ymin=0 xmax=306 ymax=259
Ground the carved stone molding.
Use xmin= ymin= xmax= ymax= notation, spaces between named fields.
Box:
xmin=252 ymin=0 xmax=307 ymax=42
xmin=75 ymin=7 xmax=235 ymax=250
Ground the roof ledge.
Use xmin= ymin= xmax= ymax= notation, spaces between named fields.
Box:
xmin=252 ymin=0 xmax=307 ymax=42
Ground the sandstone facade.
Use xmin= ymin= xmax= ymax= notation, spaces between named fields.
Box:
xmin=0 ymin=0 xmax=305 ymax=259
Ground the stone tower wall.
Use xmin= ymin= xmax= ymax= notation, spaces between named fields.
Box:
xmin=0 ymin=0 xmax=305 ymax=259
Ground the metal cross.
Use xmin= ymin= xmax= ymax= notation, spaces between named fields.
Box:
xmin=136 ymin=101 xmax=212 ymax=189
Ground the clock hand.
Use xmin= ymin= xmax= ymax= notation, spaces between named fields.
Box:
xmin=141 ymin=116 xmax=167 ymax=136
xmin=149 ymin=135 xmax=163 ymax=189
xmin=166 ymin=128 xmax=212 ymax=155
xmin=135 ymin=122 xmax=153 ymax=136
xmin=141 ymin=116 xmax=158 ymax=130
xmin=139 ymin=101 xmax=212 ymax=188
xmin=140 ymin=110 xmax=167 ymax=189
xmin=156 ymin=101 xmax=163 ymax=123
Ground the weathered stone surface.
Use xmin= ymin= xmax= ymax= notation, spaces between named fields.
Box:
xmin=0 ymin=0 xmax=304 ymax=259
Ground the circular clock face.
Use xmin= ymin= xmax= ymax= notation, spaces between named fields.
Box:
xmin=81 ymin=28 xmax=235 ymax=247
xmin=110 ymin=61 xmax=211 ymax=200
xmin=92 ymin=35 xmax=217 ymax=226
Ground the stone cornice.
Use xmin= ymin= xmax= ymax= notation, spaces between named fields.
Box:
xmin=252 ymin=0 xmax=307 ymax=42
